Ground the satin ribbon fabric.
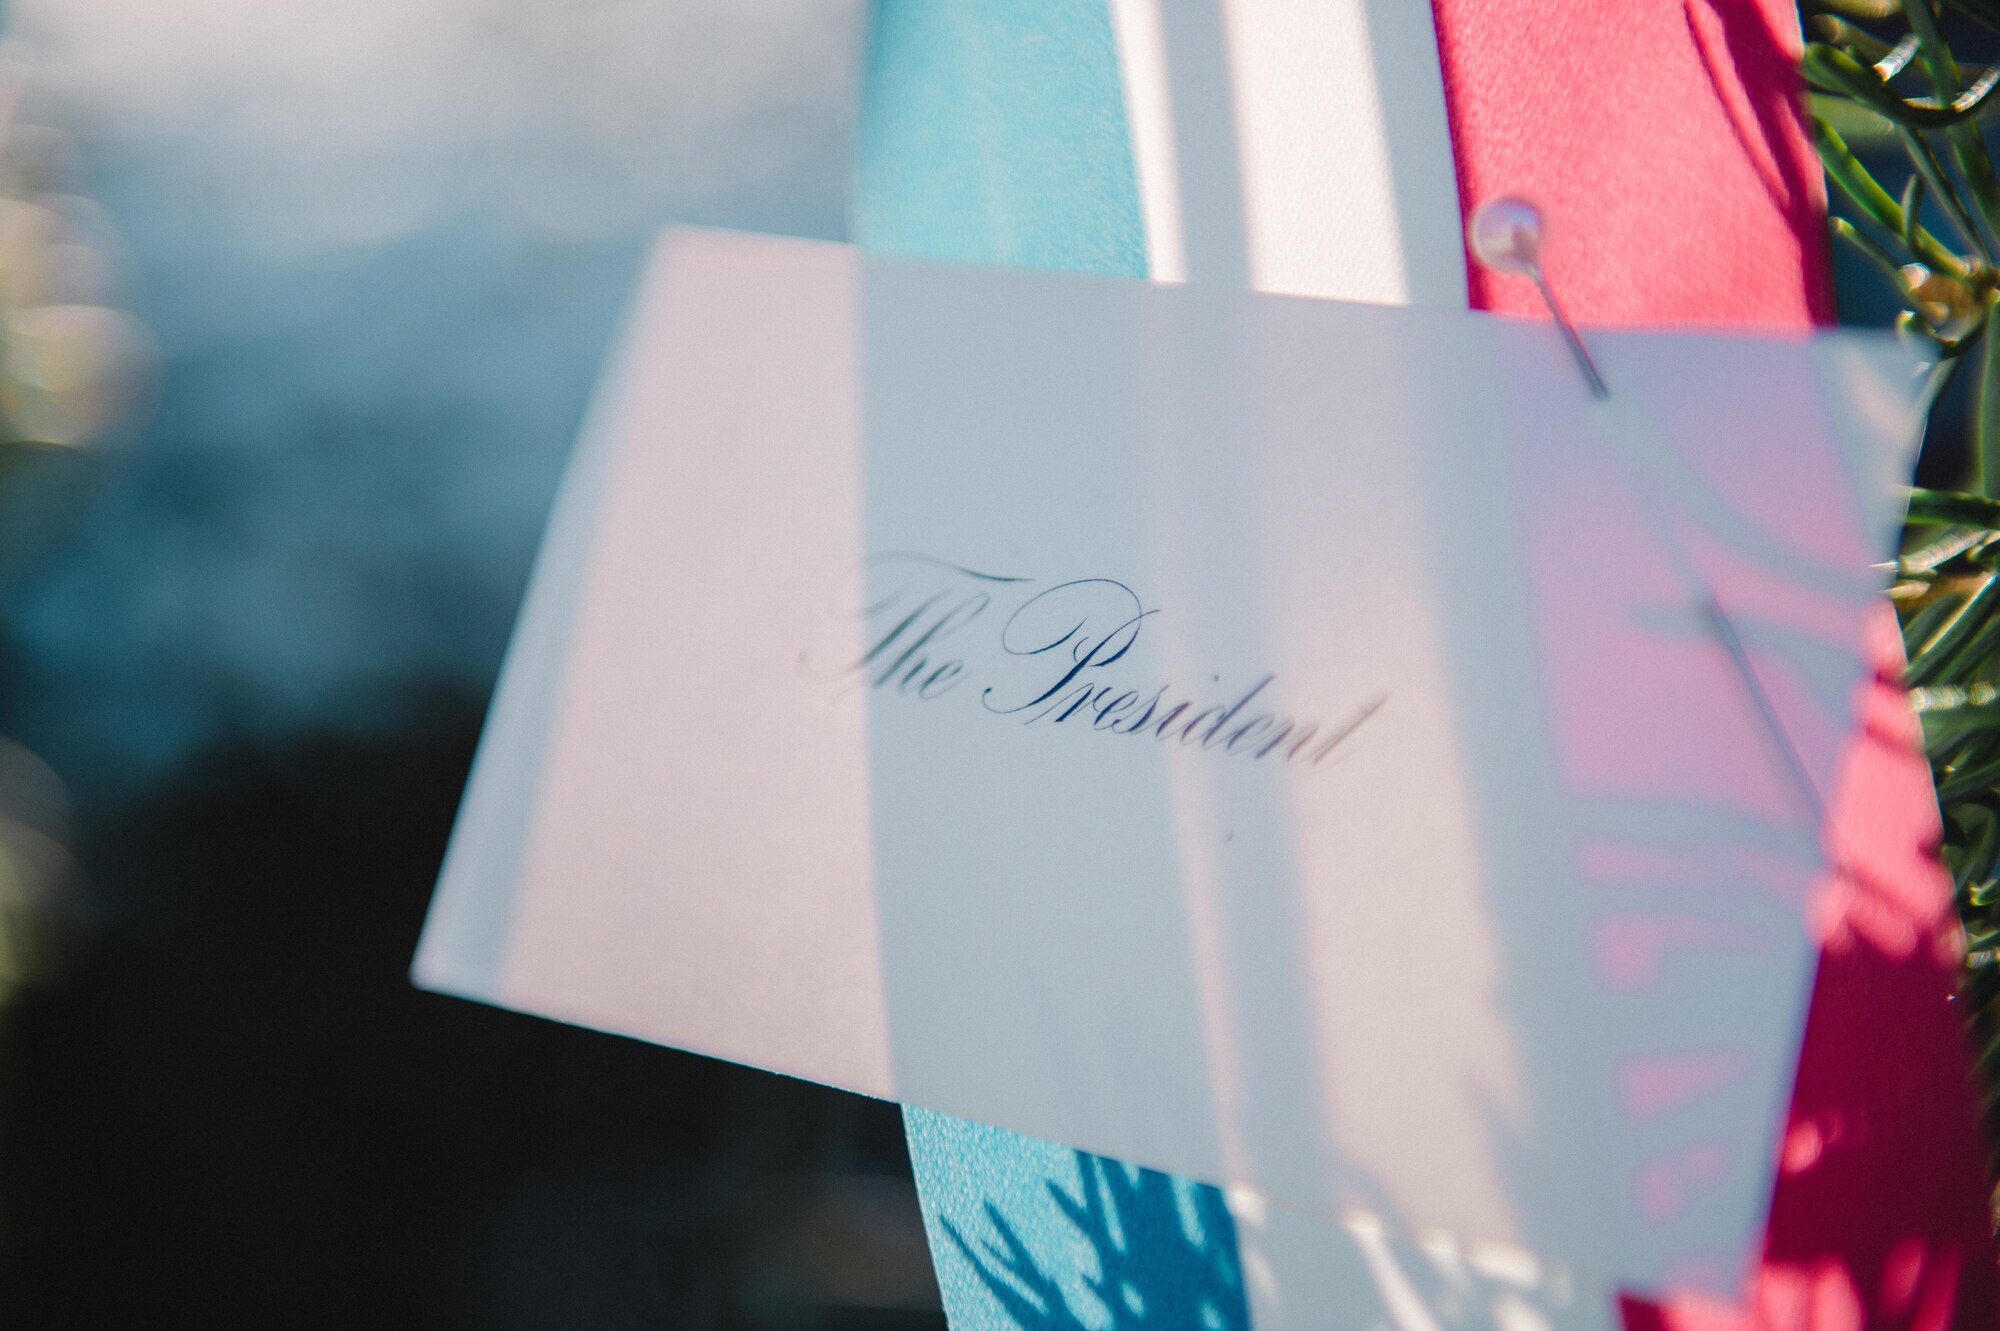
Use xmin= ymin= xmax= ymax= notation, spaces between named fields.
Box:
xmin=855 ymin=2 xmax=1997 ymax=1325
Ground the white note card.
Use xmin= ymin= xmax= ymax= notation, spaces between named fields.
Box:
xmin=415 ymin=228 xmax=1922 ymax=1293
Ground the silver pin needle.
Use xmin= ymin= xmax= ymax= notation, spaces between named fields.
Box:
xmin=1700 ymin=594 xmax=1827 ymax=826
xmin=1468 ymin=194 xmax=1827 ymax=828
xmin=1468 ymin=196 xmax=1609 ymax=399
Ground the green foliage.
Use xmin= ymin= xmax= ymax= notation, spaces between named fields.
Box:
xmin=1806 ymin=0 xmax=2000 ymax=1166
xmin=1888 ymin=498 xmax=2000 ymax=1150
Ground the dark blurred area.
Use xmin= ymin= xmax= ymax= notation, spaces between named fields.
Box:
xmin=0 ymin=1 xmax=944 ymax=1325
xmin=0 ymin=713 xmax=939 ymax=1328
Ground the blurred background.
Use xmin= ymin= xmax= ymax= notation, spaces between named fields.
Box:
xmin=0 ymin=1 xmax=949 ymax=1326
xmin=0 ymin=1 xmax=1968 ymax=1325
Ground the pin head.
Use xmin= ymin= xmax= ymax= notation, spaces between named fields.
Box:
xmin=1465 ymin=194 xmax=1608 ymax=398
xmin=1468 ymin=195 xmax=1544 ymax=278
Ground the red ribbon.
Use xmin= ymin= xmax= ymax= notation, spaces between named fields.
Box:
xmin=1430 ymin=2 xmax=1998 ymax=1325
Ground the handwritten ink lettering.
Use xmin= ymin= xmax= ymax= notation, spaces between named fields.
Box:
xmin=984 ymin=580 xmax=1156 ymax=721
xmin=837 ymin=553 xmax=1385 ymax=769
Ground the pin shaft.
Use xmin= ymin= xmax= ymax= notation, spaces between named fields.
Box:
xmin=1701 ymin=594 xmax=1827 ymax=827
xmin=1530 ymin=273 xmax=1607 ymax=400
xmin=1468 ymin=193 xmax=1826 ymax=832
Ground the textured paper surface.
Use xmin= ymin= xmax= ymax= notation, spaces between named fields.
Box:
xmin=1107 ymin=0 xmax=1465 ymax=306
xmin=416 ymin=227 xmax=1920 ymax=1288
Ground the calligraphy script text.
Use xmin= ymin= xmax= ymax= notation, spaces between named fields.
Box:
xmin=841 ymin=554 xmax=1385 ymax=768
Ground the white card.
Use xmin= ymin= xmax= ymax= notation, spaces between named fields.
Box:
xmin=415 ymin=228 xmax=1921 ymax=1292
